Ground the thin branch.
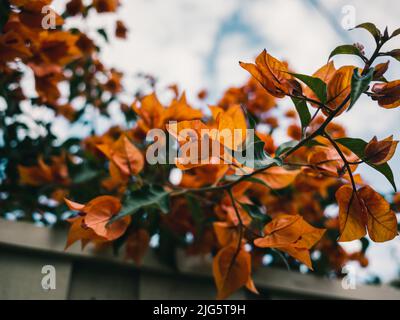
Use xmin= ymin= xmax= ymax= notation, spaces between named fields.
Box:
xmin=227 ymin=188 xmax=244 ymax=273
xmin=323 ymin=132 xmax=357 ymax=191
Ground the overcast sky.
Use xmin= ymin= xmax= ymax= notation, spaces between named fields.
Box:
xmin=50 ymin=0 xmax=400 ymax=283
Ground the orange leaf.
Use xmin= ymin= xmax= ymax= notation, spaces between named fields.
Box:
xmin=132 ymin=93 xmax=165 ymax=132
xmin=65 ymin=216 xmax=106 ymax=250
xmin=359 ymin=186 xmax=398 ymax=242
xmin=254 ymin=214 xmax=326 ymax=269
xmin=97 ymin=134 xmax=144 ymax=176
xmin=125 ymin=229 xmax=150 ymax=265
xmin=166 ymin=120 xmax=216 ymax=170
xmin=209 ymin=104 xmax=247 ymax=151
xmin=213 ymin=221 xmax=237 ymax=247
xmin=240 ymin=50 xmax=300 ymax=98
xmin=212 ymin=246 xmax=253 ymax=299
xmin=325 ymin=66 xmax=355 ymax=115
xmin=364 ymin=135 xmax=398 ymax=165
xmin=304 ymin=63 xmax=354 ymax=116
xmin=65 ymin=196 xmax=131 ymax=242
xmin=255 ymin=166 xmax=300 ymax=189
xmin=336 ymin=184 xmax=367 ymax=241
xmin=336 ymin=185 xmax=398 ymax=242
xmin=371 ymin=80 xmax=400 ymax=109
xmin=304 ymin=61 xmax=336 ymax=105
xmin=163 ymin=92 xmax=203 ymax=123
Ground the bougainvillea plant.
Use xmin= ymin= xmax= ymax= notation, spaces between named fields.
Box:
xmin=1 ymin=1 xmax=400 ymax=299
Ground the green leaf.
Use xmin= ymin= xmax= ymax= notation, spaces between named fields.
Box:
xmin=370 ymin=163 xmax=396 ymax=192
xmin=72 ymin=166 xmax=100 ymax=184
xmin=275 ymin=139 xmax=323 ymax=158
xmin=390 ymin=28 xmax=400 ymax=39
xmin=353 ymin=23 xmax=381 ymax=43
xmin=0 ymin=6 xmax=10 ymax=33
xmin=348 ymin=68 xmax=374 ymax=110
xmin=291 ymin=97 xmax=311 ymax=130
xmin=97 ymin=28 xmax=109 ymax=42
xmin=244 ymin=113 xmax=282 ymax=169
xmin=335 ymin=137 xmax=397 ymax=191
xmin=290 ymin=73 xmax=327 ymax=103
xmin=360 ymin=237 xmax=370 ymax=253
xmin=109 ymin=185 xmax=170 ymax=224
xmin=275 ymin=141 xmax=298 ymax=157
xmin=185 ymin=194 xmax=204 ymax=234
xmin=244 ymin=176 xmax=271 ymax=189
xmin=335 ymin=137 xmax=366 ymax=155
xmin=251 ymin=139 xmax=282 ymax=169
xmin=385 ymin=49 xmax=400 ymax=62
xmin=0 ymin=1 xmax=10 ymax=31
xmin=328 ymin=45 xmax=365 ymax=61
xmin=240 ymin=202 xmax=270 ymax=223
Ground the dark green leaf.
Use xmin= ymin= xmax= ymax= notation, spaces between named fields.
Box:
xmin=275 ymin=139 xmax=323 ymax=158
xmin=335 ymin=137 xmax=397 ymax=191
xmin=360 ymin=237 xmax=370 ymax=253
xmin=244 ymin=176 xmax=271 ymax=189
xmin=244 ymin=112 xmax=282 ymax=169
xmin=353 ymin=23 xmax=381 ymax=43
xmin=275 ymin=141 xmax=298 ymax=157
xmin=370 ymin=163 xmax=396 ymax=192
xmin=109 ymin=185 xmax=170 ymax=224
xmin=291 ymin=73 xmax=327 ymax=103
xmin=385 ymin=49 xmax=400 ymax=62
xmin=97 ymin=28 xmax=109 ymax=42
xmin=328 ymin=45 xmax=365 ymax=61
xmin=240 ymin=202 xmax=270 ymax=223
xmin=72 ymin=166 xmax=100 ymax=184
xmin=348 ymin=68 xmax=374 ymax=110
xmin=390 ymin=28 xmax=400 ymax=39
xmin=335 ymin=137 xmax=366 ymax=155
xmin=185 ymin=194 xmax=204 ymax=235
xmin=291 ymin=97 xmax=311 ymax=130
xmin=0 ymin=1 xmax=10 ymax=31
xmin=250 ymin=139 xmax=282 ymax=169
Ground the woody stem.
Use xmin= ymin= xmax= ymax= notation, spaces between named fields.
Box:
xmin=227 ymin=188 xmax=244 ymax=272
xmin=323 ymin=132 xmax=357 ymax=192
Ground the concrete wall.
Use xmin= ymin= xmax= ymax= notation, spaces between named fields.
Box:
xmin=0 ymin=219 xmax=399 ymax=300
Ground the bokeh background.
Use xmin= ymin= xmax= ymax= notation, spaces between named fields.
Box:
xmin=19 ymin=0 xmax=400 ymax=284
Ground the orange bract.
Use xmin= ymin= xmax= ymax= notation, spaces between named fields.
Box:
xmin=371 ymin=80 xmax=400 ymax=109
xmin=305 ymin=62 xmax=355 ymax=116
xmin=212 ymin=245 xmax=255 ymax=300
xmin=254 ymin=214 xmax=326 ymax=269
xmin=336 ymin=185 xmax=398 ymax=242
xmin=64 ymin=195 xmax=130 ymax=246
xmin=93 ymin=0 xmax=120 ymax=13
xmin=239 ymin=49 xmax=300 ymax=98
xmin=132 ymin=92 xmax=203 ymax=135
xmin=97 ymin=134 xmax=144 ymax=176
xmin=167 ymin=103 xmax=247 ymax=170
xmin=18 ymin=155 xmax=69 ymax=186
xmin=365 ymin=135 xmax=398 ymax=165
xmin=255 ymin=166 xmax=300 ymax=189
xmin=36 ymin=31 xmax=82 ymax=66
xmin=213 ymin=221 xmax=238 ymax=247
xmin=209 ymin=104 xmax=247 ymax=151
xmin=125 ymin=229 xmax=150 ymax=265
